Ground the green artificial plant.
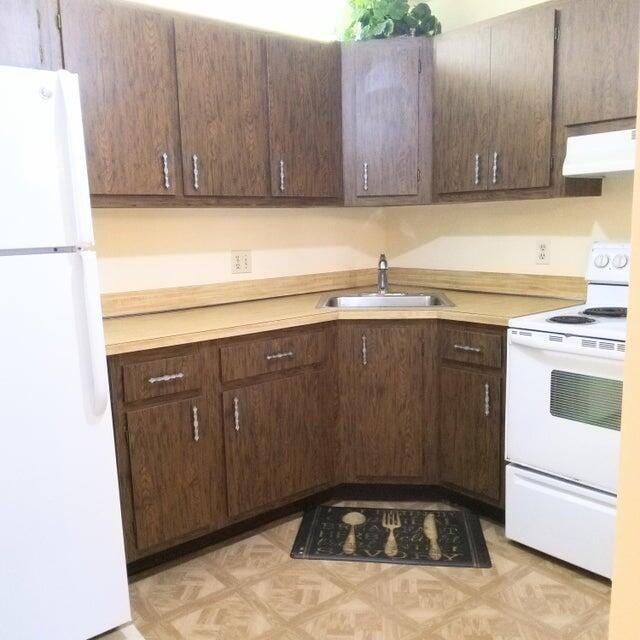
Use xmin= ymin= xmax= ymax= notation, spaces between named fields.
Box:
xmin=342 ymin=0 xmax=442 ymax=41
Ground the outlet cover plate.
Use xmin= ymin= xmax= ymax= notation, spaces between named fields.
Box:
xmin=231 ymin=250 xmax=252 ymax=274
xmin=536 ymin=240 xmax=550 ymax=265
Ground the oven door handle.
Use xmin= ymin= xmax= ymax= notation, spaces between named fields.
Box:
xmin=509 ymin=334 xmax=625 ymax=361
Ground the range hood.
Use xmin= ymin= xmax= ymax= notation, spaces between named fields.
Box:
xmin=563 ymin=128 xmax=636 ymax=178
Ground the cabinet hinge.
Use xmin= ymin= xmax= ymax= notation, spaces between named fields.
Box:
xmin=36 ymin=8 xmax=42 ymax=29
xmin=554 ymin=25 xmax=559 ymax=41
xmin=56 ymin=12 xmax=62 ymax=31
xmin=550 ymin=154 xmax=555 ymax=171
xmin=418 ymin=58 xmax=422 ymax=74
xmin=39 ymin=45 xmax=45 ymax=64
xmin=417 ymin=168 xmax=421 ymax=182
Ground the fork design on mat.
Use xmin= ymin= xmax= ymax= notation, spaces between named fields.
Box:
xmin=382 ymin=511 xmax=402 ymax=557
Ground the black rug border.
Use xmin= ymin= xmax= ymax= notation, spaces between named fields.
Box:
xmin=291 ymin=505 xmax=492 ymax=569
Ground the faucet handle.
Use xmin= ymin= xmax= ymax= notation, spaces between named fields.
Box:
xmin=378 ymin=253 xmax=388 ymax=269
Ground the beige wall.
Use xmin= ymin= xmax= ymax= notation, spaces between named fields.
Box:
xmin=94 ymin=0 xmax=633 ymax=293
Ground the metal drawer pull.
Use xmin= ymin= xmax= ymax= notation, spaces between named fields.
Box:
xmin=363 ymin=162 xmax=369 ymax=192
xmin=192 ymin=154 xmax=200 ymax=191
xmin=266 ymin=351 xmax=294 ymax=361
xmin=192 ymin=405 xmax=200 ymax=442
xmin=453 ymin=344 xmax=482 ymax=354
xmin=484 ymin=383 xmax=491 ymax=417
xmin=361 ymin=334 xmax=368 ymax=366
xmin=162 ymin=152 xmax=170 ymax=189
xmin=233 ymin=397 xmax=240 ymax=432
xmin=148 ymin=372 xmax=185 ymax=384
xmin=279 ymin=159 xmax=285 ymax=192
xmin=474 ymin=153 xmax=481 ymax=185
xmin=492 ymin=151 xmax=499 ymax=185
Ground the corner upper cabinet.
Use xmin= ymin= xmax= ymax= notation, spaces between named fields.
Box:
xmin=59 ymin=0 xmax=180 ymax=196
xmin=266 ymin=37 xmax=343 ymax=198
xmin=174 ymin=19 xmax=270 ymax=197
xmin=342 ymin=38 xmax=432 ymax=205
xmin=434 ymin=6 xmax=557 ymax=196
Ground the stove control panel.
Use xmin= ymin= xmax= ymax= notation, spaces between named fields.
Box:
xmin=587 ymin=242 xmax=631 ymax=284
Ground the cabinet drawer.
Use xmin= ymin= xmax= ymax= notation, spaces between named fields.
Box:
xmin=440 ymin=327 xmax=503 ymax=368
xmin=221 ymin=330 xmax=327 ymax=382
xmin=123 ymin=354 xmax=202 ymax=403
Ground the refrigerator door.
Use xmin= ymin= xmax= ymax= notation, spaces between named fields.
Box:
xmin=0 ymin=66 xmax=93 ymax=250
xmin=0 ymin=251 xmax=130 ymax=640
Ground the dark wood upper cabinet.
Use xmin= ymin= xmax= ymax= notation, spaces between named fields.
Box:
xmin=342 ymin=38 xmax=426 ymax=201
xmin=557 ymin=0 xmax=640 ymax=125
xmin=59 ymin=0 xmax=180 ymax=196
xmin=174 ymin=19 xmax=270 ymax=197
xmin=0 ymin=0 xmax=61 ymax=70
xmin=439 ymin=365 xmax=503 ymax=503
xmin=223 ymin=370 xmax=332 ymax=519
xmin=266 ymin=37 xmax=343 ymax=198
xmin=338 ymin=323 xmax=425 ymax=480
xmin=489 ymin=7 xmax=556 ymax=191
xmin=126 ymin=397 xmax=215 ymax=551
xmin=435 ymin=6 xmax=556 ymax=195
xmin=433 ymin=27 xmax=491 ymax=195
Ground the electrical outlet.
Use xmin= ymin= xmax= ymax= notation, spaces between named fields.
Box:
xmin=231 ymin=250 xmax=252 ymax=274
xmin=536 ymin=240 xmax=550 ymax=265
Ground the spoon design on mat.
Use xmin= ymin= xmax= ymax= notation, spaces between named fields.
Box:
xmin=342 ymin=511 xmax=366 ymax=555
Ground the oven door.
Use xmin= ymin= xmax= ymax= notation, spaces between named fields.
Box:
xmin=506 ymin=329 xmax=623 ymax=493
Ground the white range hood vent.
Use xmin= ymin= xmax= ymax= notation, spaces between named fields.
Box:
xmin=563 ymin=128 xmax=636 ymax=178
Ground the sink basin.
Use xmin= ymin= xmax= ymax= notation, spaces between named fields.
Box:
xmin=320 ymin=292 xmax=453 ymax=309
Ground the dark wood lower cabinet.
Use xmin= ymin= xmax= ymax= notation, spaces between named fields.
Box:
xmin=109 ymin=321 xmax=506 ymax=565
xmin=126 ymin=397 xmax=219 ymax=551
xmin=338 ymin=322 xmax=426 ymax=480
xmin=439 ymin=365 xmax=503 ymax=504
xmin=223 ymin=370 xmax=332 ymax=519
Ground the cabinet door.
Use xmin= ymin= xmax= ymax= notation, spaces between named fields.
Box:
xmin=175 ymin=19 xmax=270 ymax=196
xmin=489 ymin=7 xmax=556 ymax=191
xmin=559 ymin=0 xmax=640 ymax=125
xmin=127 ymin=398 xmax=214 ymax=551
xmin=339 ymin=324 xmax=424 ymax=479
xmin=223 ymin=371 xmax=330 ymax=518
xmin=59 ymin=0 xmax=180 ymax=195
xmin=266 ymin=37 xmax=342 ymax=198
xmin=433 ymin=27 xmax=491 ymax=194
xmin=439 ymin=366 xmax=502 ymax=502
xmin=0 ymin=0 xmax=61 ymax=69
xmin=352 ymin=39 xmax=421 ymax=197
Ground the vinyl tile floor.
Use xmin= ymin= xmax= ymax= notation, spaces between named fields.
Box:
xmin=101 ymin=500 xmax=611 ymax=640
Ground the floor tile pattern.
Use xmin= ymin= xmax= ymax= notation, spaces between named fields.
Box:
xmin=100 ymin=500 xmax=611 ymax=640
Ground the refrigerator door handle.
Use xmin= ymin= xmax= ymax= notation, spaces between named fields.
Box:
xmin=59 ymin=71 xmax=94 ymax=247
xmin=79 ymin=251 xmax=109 ymax=416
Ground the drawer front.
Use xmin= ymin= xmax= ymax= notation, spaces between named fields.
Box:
xmin=123 ymin=354 xmax=202 ymax=402
xmin=221 ymin=330 xmax=327 ymax=382
xmin=440 ymin=326 xmax=503 ymax=368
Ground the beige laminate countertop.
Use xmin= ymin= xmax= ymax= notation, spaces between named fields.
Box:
xmin=103 ymin=287 xmax=576 ymax=355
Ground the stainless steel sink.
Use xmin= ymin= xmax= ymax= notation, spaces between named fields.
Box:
xmin=320 ymin=292 xmax=453 ymax=309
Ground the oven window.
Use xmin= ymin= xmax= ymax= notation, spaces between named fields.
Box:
xmin=550 ymin=370 xmax=622 ymax=431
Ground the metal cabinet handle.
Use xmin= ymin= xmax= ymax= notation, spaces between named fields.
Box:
xmin=233 ymin=396 xmax=240 ymax=432
xmin=363 ymin=162 xmax=369 ymax=192
xmin=492 ymin=152 xmax=499 ymax=185
xmin=265 ymin=351 xmax=294 ymax=361
xmin=162 ymin=152 xmax=170 ymax=190
xmin=279 ymin=159 xmax=285 ymax=192
xmin=361 ymin=334 xmax=368 ymax=366
xmin=474 ymin=153 xmax=481 ymax=186
xmin=148 ymin=372 xmax=185 ymax=384
xmin=484 ymin=383 xmax=491 ymax=417
xmin=454 ymin=344 xmax=482 ymax=354
xmin=192 ymin=405 xmax=200 ymax=442
xmin=192 ymin=154 xmax=199 ymax=191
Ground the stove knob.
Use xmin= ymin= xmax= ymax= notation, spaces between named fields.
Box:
xmin=594 ymin=254 xmax=610 ymax=268
xmin=613 ymin=254 xmax=629 ymax=269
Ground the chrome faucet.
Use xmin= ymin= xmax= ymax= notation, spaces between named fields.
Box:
xmin=378 ymin=253 xmax=389 ymax=295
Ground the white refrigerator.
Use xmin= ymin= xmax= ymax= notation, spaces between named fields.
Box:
xmin=0 ymin=66 xmax=131 ymax=639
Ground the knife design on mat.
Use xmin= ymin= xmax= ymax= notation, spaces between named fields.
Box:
xmin=423 ymin=513 xmax=442 ymax=561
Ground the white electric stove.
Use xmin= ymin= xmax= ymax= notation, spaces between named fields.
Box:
xmin=505 ymin=242 xmax=630 ymax=578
